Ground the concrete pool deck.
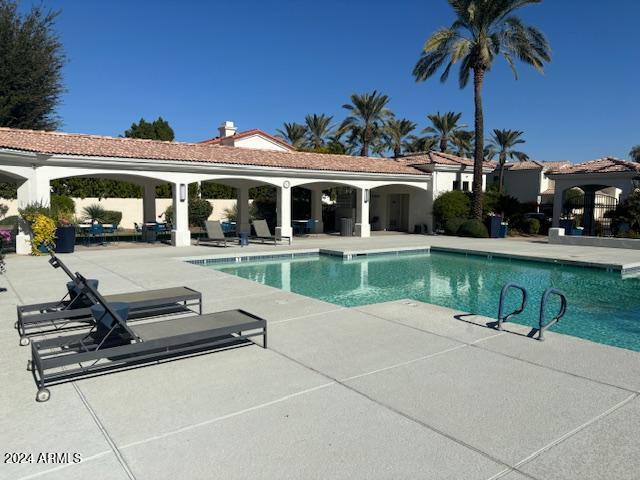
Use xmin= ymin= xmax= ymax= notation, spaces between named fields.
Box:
xmin=1 ymin=234 xmax=640 ymax=479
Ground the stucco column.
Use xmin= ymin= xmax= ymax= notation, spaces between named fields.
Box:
xmin=171 ymin=182 xmax=191 ymax=246
xmin=552 ymin=186 xmax=564 ymax=228
xmin=276 ymin=183 xmax=293 ymax=239
xmin=236 ymin=187 xmax=250 ymax=234
xmin=310 ymin=189 xmax=324 ymax=233
xmin=355 ymin=188 xmax=371 ymax=237
xmin=142 ymin=182 xmax=157 ymax=222
xmin=16 ymin=168 xmax=51 ymax=255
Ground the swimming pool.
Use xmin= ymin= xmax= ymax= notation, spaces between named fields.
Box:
xmin=209 ymin=251 xmax=640 ymax=352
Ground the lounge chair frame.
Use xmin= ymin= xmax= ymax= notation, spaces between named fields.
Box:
xmin=30 ymin=272 xmax=267 ymax=402
xmin=16 ymin=254 xmax=202 ymax=345
xmin=197 ymin=220 xmax=238 ymax=247
xmin=250 ymin=219 xmax=292 ymax=245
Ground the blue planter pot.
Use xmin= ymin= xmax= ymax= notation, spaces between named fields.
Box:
xmin=55 ymin=226 xmax=76 ymax=253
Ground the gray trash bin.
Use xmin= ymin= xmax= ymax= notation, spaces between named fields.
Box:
xmin=339 ymin=217 xmax=353 ymax=236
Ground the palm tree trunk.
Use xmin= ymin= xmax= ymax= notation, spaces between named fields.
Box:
xmin=440 ymin=138 xmax=447 ymax=153
xmin=471 ymin=67 xmax=485 ymax=220
xmin=394 ymin=146 xmax=401 ymax=158
xmin=498 ymin=156 xmax=506 ymax=193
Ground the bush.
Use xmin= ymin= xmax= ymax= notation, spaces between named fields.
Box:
xmin=82 ymin=203 xmax=106 ymax=223
xmin=523 ymin=218 xmax=540 ymax=234
xmin=50 ymin=194 xmax=75 ymax=216
xmin=164 ymin=198 xmax=214 ymax=228
xmin=433 ymin=191 xmax=471 ymax=230
xmin=0 ymin=215 xmax=19 ymax=227
xmin=189 ymin=198 xmax=213 ymax=227
xmin=458 ymin=219 xmax=489 ymax=238
xmin=444 ymin=217 xmax=466 ymax=236
xmin=102 ymin=210 xmax=122 ymax=226
xmin=18 ymin=201 xmax=51 ymax=222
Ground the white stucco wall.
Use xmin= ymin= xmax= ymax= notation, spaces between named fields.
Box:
xmin=0 ymin=198 xmax=238 ymax=229
xmin=370 ymin=185 xmax=431 ymax=233
xmin=233 ymin=135 xmax=290 ymax=152
xmin=502 ymin=169 xmax=543 ymax=203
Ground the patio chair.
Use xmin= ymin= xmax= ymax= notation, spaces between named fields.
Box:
xmin=28 ymin=272 xmax=267 ymax=402
xmin=197 ymin=220 xmax=238 ymax=247
xmin=15 ymin=253 xmax=202 ymax=345
xmin=250 ymin=219 xmax=291 ymax=245
xmin=89 ymin=223 xmax=107 ymax=246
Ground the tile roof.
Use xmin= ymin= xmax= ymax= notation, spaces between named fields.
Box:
xmin=199 ymin=129 xmax=294 ymax=150
xmin=504 ymin=160 xmax=571 ymax=171
xmin=396 ymin=151 xmax=496 ymax=169
xmin=0 ymin=127 xmax=428 ymax=176
xmin=547 ymin=157 xmax=640 ymax=175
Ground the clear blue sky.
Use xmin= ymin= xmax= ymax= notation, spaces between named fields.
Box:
xmin=30 ymin=0 xmax=640 ymax=162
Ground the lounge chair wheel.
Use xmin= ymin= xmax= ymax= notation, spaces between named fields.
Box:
xmin=36 ymin=388 xmax=50 ymax=403
xmin=19 ymin=336 xmax=30 ymax=346
xmin=26 ymin=360 xmax=33 ymax=371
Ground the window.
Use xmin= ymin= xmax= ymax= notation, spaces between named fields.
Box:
xmin=453 ymin=181 xmax=460 ymax=190
xmin=463 ymin=181 xmax=470 ymax=191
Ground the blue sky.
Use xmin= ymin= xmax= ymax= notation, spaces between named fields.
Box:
xmin=31 ymin=0 xmax=640 ymax=162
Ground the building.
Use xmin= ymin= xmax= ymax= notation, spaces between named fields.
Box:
xmin=496 ymin=161 xmax=570 ymax=207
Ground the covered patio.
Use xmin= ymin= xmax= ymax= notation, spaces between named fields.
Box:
xmin=0 ymin=128 xmax=431 ymax=253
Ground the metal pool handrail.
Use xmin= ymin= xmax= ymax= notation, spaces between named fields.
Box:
xmin=538 ymin=288 xmax=567 ymax=341
xmin=497 ymin=283 xmax=528 ymax=330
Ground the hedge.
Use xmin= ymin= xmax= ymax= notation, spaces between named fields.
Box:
xmin=458 ymin=219 xmax=489 ymax=238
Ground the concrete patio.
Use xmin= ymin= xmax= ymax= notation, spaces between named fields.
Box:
xmin=1 ymin=235 xmax=639 ymax=480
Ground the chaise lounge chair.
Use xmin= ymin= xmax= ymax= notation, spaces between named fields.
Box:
xmin=16 ymin=253 xmax=202 ymax=346
xmin=197 ymin=220 xmax=238 ymax=247
xmin=250 ymin=219 xmax=291 ymax=245
xmin=29 ymin=272 xmax=267 ymax=402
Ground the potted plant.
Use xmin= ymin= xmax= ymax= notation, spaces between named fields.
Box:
xmin=55 ymin=210 xmax=76 ymax=253
xmin=29 ymin=213 xmax=56 ymax=255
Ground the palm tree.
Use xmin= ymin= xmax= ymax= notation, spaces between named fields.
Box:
xmin=486 ymin=129 xmax=529 ymax=192
xmin=423 ymin=111 xmax=465 ymax=152
xmin=413 ymin=0 xmax=551 ymax=219
xmin=450 ymin=130 xmax=474 ymax=157
xmin=305 ymin=114 xmax=334 ymax=149
xmin=339 ymin=90 xmax=393 ymax=156
xmin=276 ymin=122 xmax=307 ymax=149
xmin=404 ymin=135 xmax=438 ymax=153
xmin=383 ymin=118 xmax=417 ymax=157
xmin=630 ymin=145 xmax=640 ymax=162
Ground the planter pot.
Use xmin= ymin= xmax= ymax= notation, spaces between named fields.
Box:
xmin=55 ymin=226 xmax=76 ymax=253
xmin=37 ymin=243 xmax=49 ymax=254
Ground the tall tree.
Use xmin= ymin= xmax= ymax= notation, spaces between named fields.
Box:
xmin=486 ymin=129 xmax=529 ymax=192
xmin=413 ymin=0 xmax=551 ymax=219
xmin=124 ymin=117 xmax=174 ymax=141
xmin=339 ymin=90 xmax=392 ymax=156
xmin=383 ymin=118 xmax=417 ymax=157
xmin=276 ymin=122 xmax=307 ymax=149
xmin=423 ymin=111 xmax=465 ymax=152
xmin=404 ymin=135 xmax=438 ymax=153
xmin=630 ymin=145 xmax=640 ymax=163
xmin=0 ymin=0 xmax=65 ymax=130
xmin=304 ymin=113 xmax=333 ymax=149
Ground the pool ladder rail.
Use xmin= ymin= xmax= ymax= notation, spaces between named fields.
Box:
xmin=497 ymin=283 xmax=567 ymax=341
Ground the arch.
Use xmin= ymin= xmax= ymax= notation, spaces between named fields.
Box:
xmin=46 ymin=168 xmax=179 ymax=184
xmin=291 ymin=179 xmax=363 ymax=190
xmin=197 ymin=175 xmax=282 ymax=189
xmin=369 ymin=182 xmax=429 ymax=192
xmin=0 ymin=165 xmax=30 ymax=181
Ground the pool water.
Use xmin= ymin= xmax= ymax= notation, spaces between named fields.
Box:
xmin=210 ymin=252 xmax=640 ymax=352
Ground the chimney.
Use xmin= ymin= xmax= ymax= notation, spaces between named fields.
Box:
xmin=218 ymin=120 xmax=237 ymax=139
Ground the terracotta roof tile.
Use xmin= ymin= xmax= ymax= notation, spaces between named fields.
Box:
xmin=504 ymin=160 xmax=571 ymax=171
xmin=199 ymin=129 xmax=294 ymax=150
xmin=548 ymin=157 xmax=640 ymax=174
xmin=0 ymin=127 xmax=428 ymax=176
xmin=396 ymin=151 xmax=496 ymax=169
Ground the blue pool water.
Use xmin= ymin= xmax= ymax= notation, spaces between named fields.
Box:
xmin=209 ymin=252 xmax=640 ymax=351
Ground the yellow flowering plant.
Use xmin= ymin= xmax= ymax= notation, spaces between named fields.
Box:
xmin=30 ymin=213 xmax=56 ymax=256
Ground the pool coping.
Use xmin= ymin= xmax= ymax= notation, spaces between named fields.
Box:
xmin=179 ymin=245 xmax=640 ymax=273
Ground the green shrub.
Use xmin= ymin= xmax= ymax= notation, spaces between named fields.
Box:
xmin=523 ymin=218 xmax=540 ymax=234
xmin=0 ymin=215 xmax=19 ymax=227
xmin=82 ymin=203 xmax=107 ymax=223
xmin=433 ymin=191 xmax=470 ymax=230
xmin=102 ymin=210 xmax=122 ymax=226
xmin=50 ymin=194 xmax=75 ymax=216
xmin=164 ymin=198 xmax=213 ymax=228
xmin=458 ymin=219 xmax=489 ymax=238
xmin=444 ymin=217 xmax=466 ymax=236
xmin=18 ymin=201 xmax=51 ymax=222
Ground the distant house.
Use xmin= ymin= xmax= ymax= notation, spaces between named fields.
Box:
xmin=495 ymin=160 xmax=571 ymax=209
xmin=200 ymin=121 xmax=295 ymax=152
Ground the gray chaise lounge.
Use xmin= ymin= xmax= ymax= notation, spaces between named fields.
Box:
xmin=251 ymin=219 xmax=291 ymax=245
xmin=197 ymin=220 xmax=238 ymax=247
xmin=16 ymin=254 xmax=202 ymax=345
xmin=29 ymin=272 xmax=266 ymax=402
